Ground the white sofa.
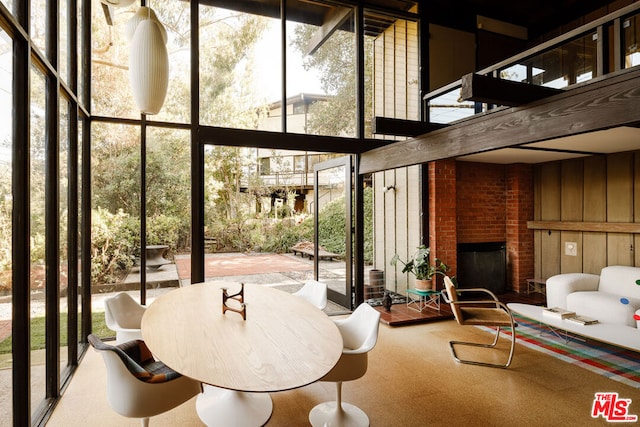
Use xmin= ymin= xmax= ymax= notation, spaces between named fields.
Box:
xmin=546 ymin=265 xmax=640 ymax=328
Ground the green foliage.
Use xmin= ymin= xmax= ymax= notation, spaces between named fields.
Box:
xmin=91 ymin=208 xmax=139 ymax=284
xmin=261 ymin=218 xmax=313 ymax=253
xmin=391 ymin=245 xmax=449 ymax=280
xmin=0 ymin=311 xmax=110 ymax=355
xmin=147 ymin=214 xmax=190 ymax=250
xmin=312 ymin=187 xmax=373 ymax=263
xmin=0 ymin=165 xmax=11 ymax=272
xmin=363 ymin=186 xmax=374 ymax=264
xmin=290 ymin=22 xmax=374 ymax=138
xmin=317 ymin=196 xmax=347 ymax=255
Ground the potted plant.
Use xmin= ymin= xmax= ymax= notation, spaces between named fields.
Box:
xmin=391 ymin=245 xmax=449 ymax=291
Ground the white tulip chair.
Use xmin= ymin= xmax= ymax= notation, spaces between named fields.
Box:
xmin=88 ymin=334 xmax=201 ymax=427
xmin=309 ymin=303 xmax=381 ymax=427
xmin=293 ymin=280 xmax=328 ymax=310
xmin=104 ymin=292 xmax=146 ymax=345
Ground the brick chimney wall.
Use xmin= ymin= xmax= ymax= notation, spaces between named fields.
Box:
xmin=424 ymin=160 xmax=534 ymax=293
xmin=506 ymin=164 xmax=535 ymax=293
xmin=429 ymin=160 xmax=457 ymax=281
xmin=456 ymin=162 xmax=507 ymax=243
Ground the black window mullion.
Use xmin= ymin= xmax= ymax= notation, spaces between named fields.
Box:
xmin=65 ymin=100 xmax=79 ymax=373
xmin=44 ymin=73 xmax=60 ymax=402
xmin=12 ymin=35 xmax=32 ymax=427
xmin=43 ymin=0 xmax=61 ymax=405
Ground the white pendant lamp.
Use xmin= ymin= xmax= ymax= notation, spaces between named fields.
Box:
xmin=129 ymin=17 xmax=169 ymax=115
xmin=125 ymin=6 xmax=167 ymax=44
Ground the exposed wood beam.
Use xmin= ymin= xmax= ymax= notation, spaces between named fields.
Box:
xmin=360 ymin=68 xmax=640 ymax=174
xmin=305 ymin=6 xmax=351 ymax=56
xmin=372 ymin=117 xmax=448 ymax=137
xmin=199 ymin=126 xmax=391 ymax=154
xmin=459 ymin=73 xmax=564 ymax=106
xmin=528 ymin=221 xmax=640 ymax=233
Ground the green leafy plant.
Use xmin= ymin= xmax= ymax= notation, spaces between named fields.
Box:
xmin=390 ymin=245 xmax=449 ymax=280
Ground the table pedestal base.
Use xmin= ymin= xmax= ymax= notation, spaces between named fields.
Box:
xmin=309 ymin=401 xmax=370 ymax=427
xmin=196 ymin=385 xmax=273 ymax=427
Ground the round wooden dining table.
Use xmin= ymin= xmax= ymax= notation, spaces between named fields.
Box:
xmin=141 ymin=281 xmax=343 ymax=426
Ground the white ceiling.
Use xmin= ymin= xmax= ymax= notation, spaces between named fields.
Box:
xmin=456 ymin=126 xmax=640 ymax=164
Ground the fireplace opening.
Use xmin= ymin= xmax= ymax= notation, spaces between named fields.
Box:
xmin=456 ymin=242 xmax=506 ymax=294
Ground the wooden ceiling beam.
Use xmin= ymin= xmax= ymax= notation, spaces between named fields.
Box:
xmin=372 ymin=117 xmax=449 ymax=137
xmin=459 ymin=73 xmax=564 ymax=106
xmin=360 ymin=68 xmax=640 ymax=174
xmin=305 ymin=6 xmax=352 ymax=56
xmin=199 ymin=126 xmax=391 ymax=154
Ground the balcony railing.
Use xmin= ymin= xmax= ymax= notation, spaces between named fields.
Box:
xmin=424 ymin=2 xmax=640 ymax=125
xmin=241 ymin=171 xmax=314 ymax=189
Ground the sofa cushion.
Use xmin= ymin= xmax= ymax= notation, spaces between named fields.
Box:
xmin=598 ymin=266 xmax=640 ymax=299
xmin=567 ymin=291 xmax=640 ymax=328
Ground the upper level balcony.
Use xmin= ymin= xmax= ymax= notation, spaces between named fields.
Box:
xmin=424 ymin=2 xmax=640 ymax=125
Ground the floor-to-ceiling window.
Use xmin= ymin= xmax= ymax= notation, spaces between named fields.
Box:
xmin=59 ymin=96 xmax=70 ymax=376
xmin=29 ymin=65 xmax=47 ymax=420
xmin=0 ymin=0 xmax=86 ymax=421
xmin=0 ymin=25 xmax=12 ymax=425
xmin=286 ymin=2 xmax=357 ymax=137
xmin=2 ymin=0 xmax=424 ymax=423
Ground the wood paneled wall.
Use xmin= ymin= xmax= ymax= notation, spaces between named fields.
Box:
xmin=372 ymin=166 xmax=421 ymax=294
xmin=533 ymin=150 xmax=640 ymax=279
xmin=370 ymin=16 xmax=422 ymax=293
xmin=373 ymin=19 xmax=420 ymax=125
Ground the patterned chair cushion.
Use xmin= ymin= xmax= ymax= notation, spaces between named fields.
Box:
xmin=88 ymin=334 xmax=182 ymax=383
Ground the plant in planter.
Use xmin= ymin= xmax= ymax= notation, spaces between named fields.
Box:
xmin=391 ymin=245 xmax=449 ymax=291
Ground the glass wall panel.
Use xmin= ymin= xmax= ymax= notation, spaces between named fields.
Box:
xmin=286 ymin=1 xmax=355 ymax=137
xmin=30 ymin=66 xmax=47 ymax=418
xmin=623 ymin=14 xmax=640 ymax=68
xmin=0 ymin=27 xmax=12 ymax=427
xmin=500 ymin=32 xmax=598 ymax=88
xmin=59 ymin=97 xmax=69 ymax=372
xmin=60 ymin=0 xmax=69 ymax=83
xmin=90 ymin=122 xmax=140 ymax=339
xmin=31 ymin=0 xmax=47 ymax=55
xmin=145 ymin=127 xmax=190 ymax=292
xmin=199 ymin=3 xmax=280 ymax=130
xmin=204 ymin=144 xmax=314 ymax=277
xmin=251 ymin=17 xmax=282 ymax=133
xmin=367 ymin=10 xmax=420 ymax=138
xmin=91 ymin=3 xmax=139 ymax=119
xmin=77 ymin=0 xmax=84 ymax=106
xmin=428 ymin=90 xmax=475 ymax=124
xmin=77 ymin=118 xmax=83 ymax=346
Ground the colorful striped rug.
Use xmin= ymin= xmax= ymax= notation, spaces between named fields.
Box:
xmin=481 ymin=314 xmax=640 ymax=389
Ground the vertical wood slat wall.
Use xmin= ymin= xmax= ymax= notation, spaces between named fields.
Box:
xmin=534 ymin=150 xmax=640 ymax=279
xmin=373 ymin=166 xmax=421 ymax=294
xmin=371 ymin=17 xmax=421 ymax=294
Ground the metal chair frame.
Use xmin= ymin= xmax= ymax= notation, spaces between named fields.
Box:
xmin=442 ymin=276 xmax=516 ymax=368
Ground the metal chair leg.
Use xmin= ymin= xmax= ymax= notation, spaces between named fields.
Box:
xmin=449 ymin=325 xmax=516 ymax=369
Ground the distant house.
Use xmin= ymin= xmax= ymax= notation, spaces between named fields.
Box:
xmin=252 ymin=93 xmax=340 ymax=214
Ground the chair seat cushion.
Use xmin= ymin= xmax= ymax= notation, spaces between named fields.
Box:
xmin=459 ymin=307 xmax=512 ymax=327
xmin=567 ymin=291 xmax=640 ymax=327
xmin=88 ymin=335 xmax=183 ymax=383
